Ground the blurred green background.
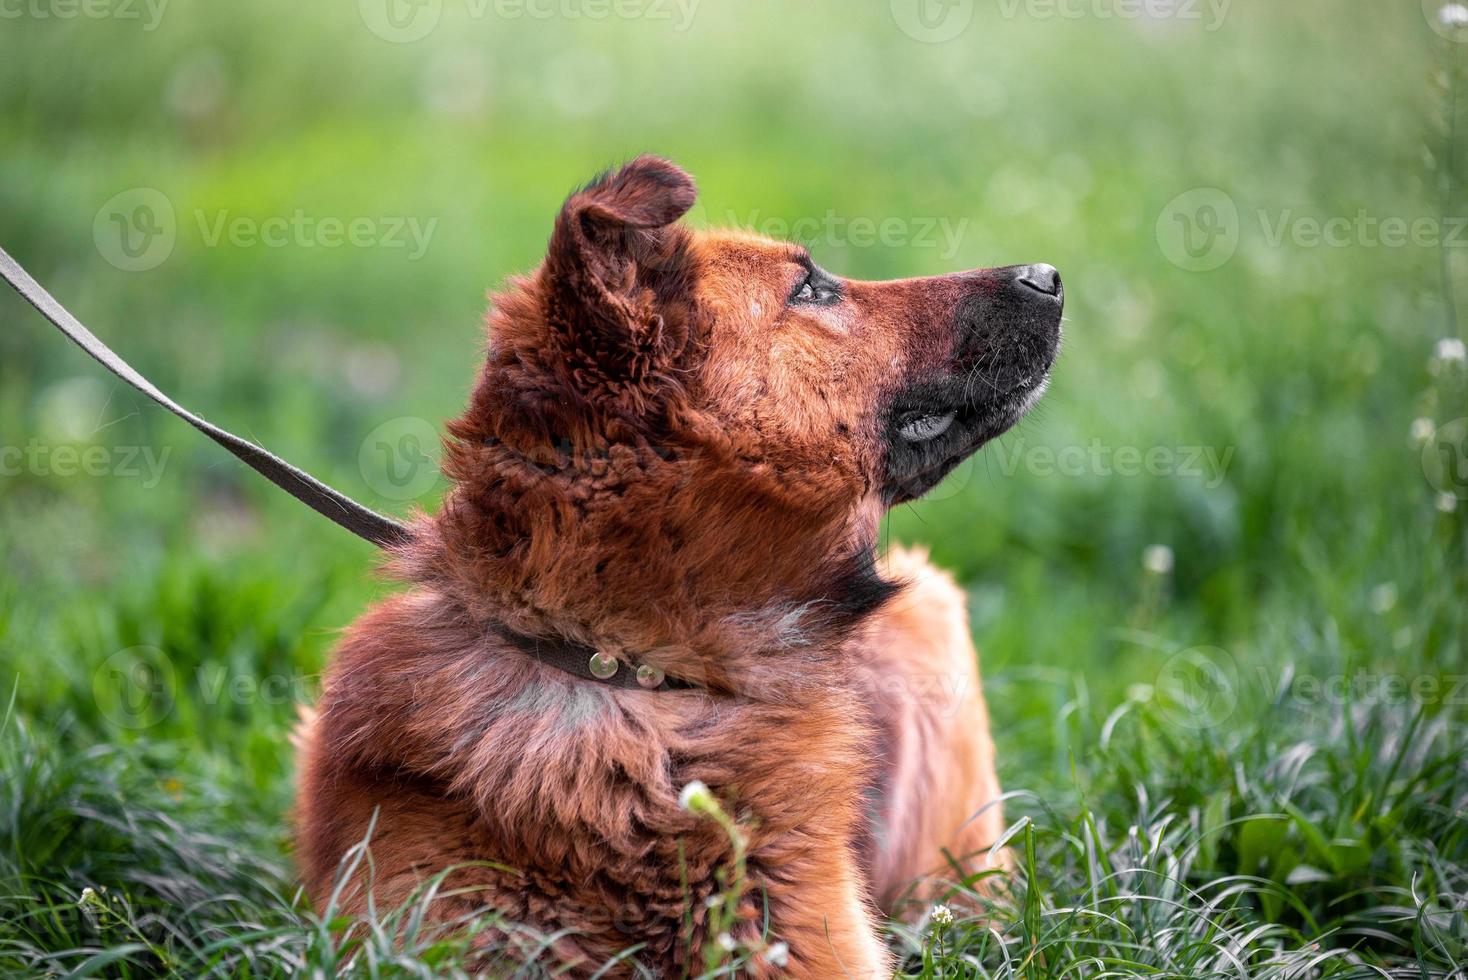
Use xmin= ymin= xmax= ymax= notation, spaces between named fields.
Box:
xmin=1 ymin=0 xmax=1466 ymax=974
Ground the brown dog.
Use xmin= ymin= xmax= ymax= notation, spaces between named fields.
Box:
xmin=294 ymin=156 xmax=1062 ymax=977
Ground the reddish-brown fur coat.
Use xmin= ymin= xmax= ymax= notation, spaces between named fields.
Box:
xmin=295 ymin=158 xmax=1007 ymax=977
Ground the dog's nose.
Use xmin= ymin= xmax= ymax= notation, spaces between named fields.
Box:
xmin=1017 ymin=263 xmax=1063 ymax=301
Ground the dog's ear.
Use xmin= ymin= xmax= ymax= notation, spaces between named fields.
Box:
xmin=539 ymin=156 xmax=698 ymax=416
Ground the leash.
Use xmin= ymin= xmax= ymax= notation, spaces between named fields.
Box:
xmin=0 ymin=245 xmax=413 ymax=549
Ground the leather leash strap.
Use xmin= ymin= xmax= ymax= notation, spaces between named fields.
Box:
xmin=0 ymin=245 xmax=412 ymax=549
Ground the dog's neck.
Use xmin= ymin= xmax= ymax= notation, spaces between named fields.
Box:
xmin=394 ymin=459 xmax=895 ymax=695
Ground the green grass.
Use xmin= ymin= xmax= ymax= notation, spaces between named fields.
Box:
xmin=1 ymin=0 xmax=1466 ymax=975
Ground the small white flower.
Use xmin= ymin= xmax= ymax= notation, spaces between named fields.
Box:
xmin=1143 ymin=544 xmax=1175 ymax=576
xmin=716 ymin=932 xmax=736 ymax=952
xmin=1411 ymin=417 xmax=1436 ymax=444
xmin=1438 ymin=491 xmax=1459 ymax=513
xmin=76 ymin=886 xmax=105 ymax=928
xmin=931 ymin=903 xmax=954 ymax=927
xmin=1439 ymin=3 xmax=1468 ymax=28
xmin=679 ymin=780 xmax=713 ymax=814
xmin=1432 ymin=340 xmax=1468 ymax=378
xmin=763 ymin=941 xmax=790 ymax=968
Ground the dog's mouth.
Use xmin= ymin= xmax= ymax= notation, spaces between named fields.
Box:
xmin=881 ymin=278 xmax=1062 ymax=505
xmin=881 ymin=366 xmax=1054 ymax=505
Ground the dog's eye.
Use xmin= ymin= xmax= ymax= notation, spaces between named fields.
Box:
xmin=790 ymin=270 xmax=840 ymax=306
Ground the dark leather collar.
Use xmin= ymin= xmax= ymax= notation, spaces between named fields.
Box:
xmin=494 ymin=626 xmax=701 ymax=693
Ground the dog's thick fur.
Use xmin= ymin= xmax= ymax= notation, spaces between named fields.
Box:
xmin=295 ymin=157 xmax=1058 ymax=977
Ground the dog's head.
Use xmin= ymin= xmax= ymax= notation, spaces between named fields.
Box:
xmin=690 ymin=218 xmax=1062 ymax=510
xmin=439 ymin=157 xmax=1061 ymax=643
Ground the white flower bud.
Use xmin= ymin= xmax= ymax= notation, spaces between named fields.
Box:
xmin=1143 ymin=544 xmax=1175 ymax=576
xmin=679 ymin=780 xmax=714 ymax=814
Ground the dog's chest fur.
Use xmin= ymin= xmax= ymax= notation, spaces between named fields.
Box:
xmin=295 ymin=578 xmax=886 ymax=973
